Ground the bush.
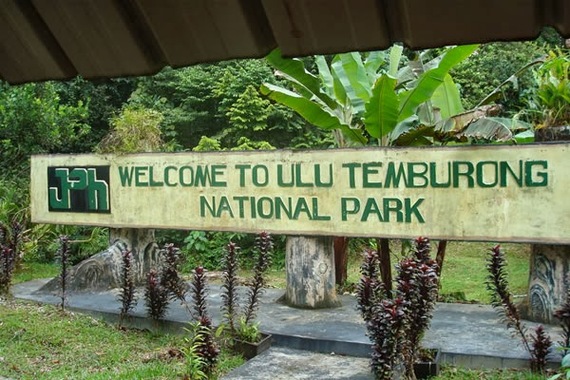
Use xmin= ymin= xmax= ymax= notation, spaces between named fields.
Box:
xmin=357 ymin=237 xmax=439 ymax=380
xmin=179 ymin=231 xmax=285 ymax=271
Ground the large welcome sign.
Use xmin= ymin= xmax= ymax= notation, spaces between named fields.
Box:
xmin=31 ymin=144 xmax=570 ymax=243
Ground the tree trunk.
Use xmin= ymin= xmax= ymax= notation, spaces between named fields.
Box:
xmin=436 ymin=240 xmax=448 ymax=276
xmin=521 ymin=126 xmax=570 ymax=322
xmin=38 ymin=228 xmax=159 ymax=293
xmin=334 ymin=236 xmax=349 ymax=285
xmin=281 ymin=236 xmax=340 ymax=308
xmin=376 ymin=238 xmax=393 ymax=296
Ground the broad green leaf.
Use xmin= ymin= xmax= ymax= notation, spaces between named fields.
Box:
xmin=513 ymin=130 xmax=534 ymax=143
xmin=389 ymin=115 xmax=421 ymax=143
xmin=331 ymin=56 xmax=365 ymax=114
xmin=316 ymin=55 xmax=348 ymax=106
xmin=315 ymin=56 xmax=334 ymax=97
xmin=339 ymin=53 xmax=371 ymax=103
xmin=339 ymin=125 xmax=368 ymax=145
xmin=260 ymin=83 xmax=342 ymax=130
xmin=364 ymin=75 xmax=398 ymax=139
xmin=398 ymin=67 xmax=446 ymax=122
xmin=388 ymin=45 xmax=404 ymax=77
xmin=398 ymin=45 xmax=478 ymax=122
xmin=332 ymin=71 xmax=348 ymax=107
xmin=437 ymin=44 xmax=479 ymax=72
xmin=365 ymin=51 xmax=387 ymax=83
xmin=266 ymin=49 xmax=321 ymax=94
xmin=434 ymin=106 xmax=504 ymax=134
xmin=392 ymin=123 xmax=434 ymax=146
xmin=431 ymin=74 xmax=464 ymax=119
xmin=487 ymin=116 xmax=533 ymax=133
xmin=266 ymin=49 xmax=338 ymax=110
xmin=416 ymin=103 xmax=437 ymax=126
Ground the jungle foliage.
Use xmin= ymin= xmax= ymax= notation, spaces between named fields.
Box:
xmin=0 ymin=33 xmax=563 ymax=269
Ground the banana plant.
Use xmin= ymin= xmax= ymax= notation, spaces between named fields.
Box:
xmin=262 ymin=45 xmax=524 ymax=148
xmin=261 ymin=45 xmax=531 ymax=290
xmin=261 ymin=45 xmax=478 ymax=292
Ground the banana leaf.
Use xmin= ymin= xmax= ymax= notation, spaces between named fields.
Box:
xmin=364 ymin=75 xmax=398 ymax=139
xmin=260 ymin=83 xmax=366 ymax=144
xmin=266 ymin=49 xmax=338 ymax=110
xmin=431 ymin=74 xmax=464 ymax=119
xmin=331 ymin=55 xmax=366 ymax=114
xmin=260 ymin=83 xmax=341 ymax=130
xmin=398 ymin=45 xmax=478 ymax=122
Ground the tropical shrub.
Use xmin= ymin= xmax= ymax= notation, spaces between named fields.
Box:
xmin=220 ymin=232 xmax=274 ymax=342
xmin=189 ymin=266 xmax=221 ymax=375
xmin=144 ymin=268 xmax=169 ymax=321
xmin=486 ymin=245 xmax=552 ymax=373
xmin=0 ymin=237 xmax=16 ymax=296
xmin=117 ymin=246 xmax=136 ymax=323
xmin=533 ymin=49 xmax=570 ymax=128
xmin=357 ymin=237 xmax=439 ymax=380
xmin=452 ymin=41 xmax=544 ymax=112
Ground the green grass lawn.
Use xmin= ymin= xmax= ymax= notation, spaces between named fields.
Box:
xmin=0 ymin=301 xmax=243 ymax=380
xmin=434 ymin=367 xmax=552 ymax=380
xmin=13 ymin=262 xmax=60 ymax=284
xmin=0 ymin=302 xmax=551 ymax=380
xmin=438 ymin=241 xmax=529 ymax=303
xmin=346 ymin=240 xmax=530 ymax=304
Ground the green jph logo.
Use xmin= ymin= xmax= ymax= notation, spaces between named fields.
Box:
xmin=48 ymin=166 xmax=110 ymax=213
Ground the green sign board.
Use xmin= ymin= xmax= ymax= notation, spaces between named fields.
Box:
xmin=31 ymin=144 xmax=569 ymax=243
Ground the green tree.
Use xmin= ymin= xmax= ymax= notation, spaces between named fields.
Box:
xmin=53 ymin=77 xmax=137 ymax=152
xmin=452 ymin=41 xmax=544 ymax=114
xmin=220 ymin=85 xmax=272 ymax=147
xmin=128 ymin=60 xmax=328 ymax=151
xmin=0 ymin=82 xmax=89 ymax=180
xmin=95 ymin=107 xmax=165 ymax=154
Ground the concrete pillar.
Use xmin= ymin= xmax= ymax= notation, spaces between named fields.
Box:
xmin=281 ymin=236 xmax=341 ymax=308
xmin=523 ymin=126 xmax=570 ymax=322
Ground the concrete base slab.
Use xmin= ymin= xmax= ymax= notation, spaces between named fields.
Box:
xmin=222 ymin=347 xmax=373 ymax=380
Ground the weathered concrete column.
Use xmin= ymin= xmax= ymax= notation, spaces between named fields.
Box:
xmin=524 ymin=244 xmax=570 ymax=323
xmin=38 ymin=228 xmax=159 ymax=293
xmin=281 ymin=236 xmax=341 ymax=308
xmin=522 ymin=126 xmax=570 ymax=323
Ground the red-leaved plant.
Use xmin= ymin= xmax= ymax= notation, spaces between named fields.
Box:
xmin=144 ymin=268 xmax=169 ymax=321
xmin=357 ymin=237 xmax=439 ymax=380
xmin=243 ymin=231 xmax=273 ymax=325
xmin=0 ymin=221 xmax=23 ymax=296
xmin=159 ymin=243 xmax=187 ymax=302
xmin=485 ymin=245 xmax=552 ymax=373
xmin=118 ymin=246 xmax=136 ymax=323
xmin=221 ymin=231 xmax=274 ymax=341
xmin=190 ymin=266 xmax=220 ymax=375
xmin=221 ymin=242 xmax=240 ymax=332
